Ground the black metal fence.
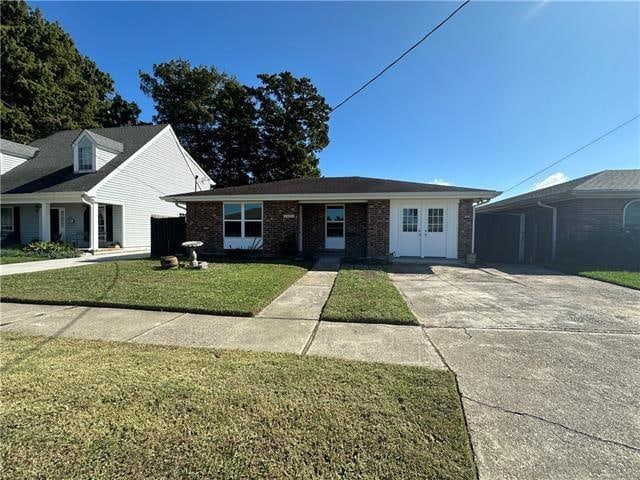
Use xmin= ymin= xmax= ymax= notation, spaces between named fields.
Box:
xmin=150 ymin=216 xmax=186 ymax=257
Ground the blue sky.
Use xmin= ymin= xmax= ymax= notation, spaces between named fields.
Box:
xmin=33 ymin=1 xmax=639 ymax=199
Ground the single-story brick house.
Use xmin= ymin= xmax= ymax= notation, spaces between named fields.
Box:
xmin=164 ymin=177 xmax=499 ymax=259
xmin=476 ymin=169 xmax=640 ymax=267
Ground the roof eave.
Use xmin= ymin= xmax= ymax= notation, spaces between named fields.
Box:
xmin=163 ymin=190 xmax=501 ymax=203
xmin=478 ymin=189 xmax=640 ymax=213
xmin=0 ymin=191 xmax=86 ymax=203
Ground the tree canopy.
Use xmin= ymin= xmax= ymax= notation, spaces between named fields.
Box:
xmin=140 ymin=61 xmax=330 ymax=187
xmin=0 ymin=0 xmax=140 ymax=143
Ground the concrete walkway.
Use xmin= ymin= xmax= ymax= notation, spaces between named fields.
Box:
xmin=257 ymin=255 xmax=340 ymax=320
xmin=0 ymin=302 xmax=445 ymax=368
xmin=0 ymin=249 xmax=150 ymax=276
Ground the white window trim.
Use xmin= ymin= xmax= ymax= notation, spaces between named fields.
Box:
xmin=325 ymin=204 xmax=345 ymax=246
xmin=623 ymin=199 xmax=640 ymax=227
xmin=223 ymin=201 xmax=263 ymax=240
xmin=74 ymin=143 xmax=96 ymax=173
xmin=1 ymin=206 xmax=14 ymax=232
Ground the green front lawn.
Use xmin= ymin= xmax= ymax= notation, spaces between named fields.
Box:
xmin=0 ymin=259 xmax=310 ymax=316
xmin=0 ymin=334 xmax=476 ymax=479
xmin=0 ymin=248 xmax=49 ymax=265
xmin=578 ymin=269 xmax=640 ymax=290
xmin=322 ymin=265 xmax=418 ymax=325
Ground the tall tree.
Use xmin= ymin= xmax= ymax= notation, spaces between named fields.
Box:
xmin=0 ymin=1 xmax=140 ymax=143
xmin=251 ymin=72 xmax=330 ymax=183
xmin=140 ymin=63 xmax=331 ymax=186
xmin=140 ymin=60 xmax=227 ymax=178
xmin=98 ymin=94 xmax=142 ymax=128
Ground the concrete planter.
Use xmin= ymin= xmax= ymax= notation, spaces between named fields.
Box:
xmin=160 ymin=256 xmax=179 ymax=269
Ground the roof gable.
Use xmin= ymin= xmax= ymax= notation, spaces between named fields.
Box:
xmin=72 ymin=130 xmax=124 ymax=153
xmin=1 ymin=124 xmax=167 ymax=195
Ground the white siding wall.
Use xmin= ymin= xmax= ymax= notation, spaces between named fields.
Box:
xmin=1 ymin=153 xmax=28 ymax=175
xmin=95 ymin=147 xmax=117 ymax=170
xmin=19 ymin=205 xmax=40 ymax=244
xmin=93 ymin=128 xmax=197 ymax=248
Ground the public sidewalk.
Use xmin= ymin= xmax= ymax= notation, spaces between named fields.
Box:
xmin=0 ymin=302 xmax=444 ymax=368
xmin=0 ymin=249 xmax=149 ymax=276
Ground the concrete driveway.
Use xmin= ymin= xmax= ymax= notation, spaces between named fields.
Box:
xmin=390 ymin=264 xmax=640 ymax=479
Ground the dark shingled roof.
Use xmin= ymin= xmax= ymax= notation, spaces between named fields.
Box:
xmin=1 ymin=124 xmax=167 ymax=194
xmin=1 ymin=138 xmax=39 ymax=158
xmin=479 ymin=169 xmax=640 ymax=212
xmin=169 ymin=176 xmax=498 ymax=198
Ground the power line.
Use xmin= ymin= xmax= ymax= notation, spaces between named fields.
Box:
xmin=331 ymin=0 xmax=471 ymax=113
xmin=496 ymin=114 xmax=640 ymax=198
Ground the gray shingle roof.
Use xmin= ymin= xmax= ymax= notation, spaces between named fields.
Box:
xmin=170 ymin=176 xmax=499 ymax=198
xmin=1 ymin=138 xmax=39 ymax=158
xmin=81 ymin=130 xmax=124 ymax=153
xmin=479 ymin=170 xmax=640 ymax=212
xmin=1 ymin=124 xmax=167 ymax=194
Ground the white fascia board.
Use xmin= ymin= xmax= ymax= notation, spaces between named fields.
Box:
xmin=86 ymin=125 xmax=171 ymax=196
xmin=0 ymin=192 xmax=85 ymax=203
xmin=163 ymin=190 xmax=500 ymax=203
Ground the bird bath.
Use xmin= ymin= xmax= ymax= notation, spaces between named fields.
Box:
xmin=181 ymin=241 xmax=208 ymax=269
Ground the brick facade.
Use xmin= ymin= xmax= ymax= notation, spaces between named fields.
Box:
xmin=301 ymin=203 xmax=368 ymax=258
xmin=367 ymin=200 xmax=390 ymax=257
xmin=345 ymin=203 xmax=367 ymax=258
xmin=186 ymin=201 xmax=223 ymax=254
xmin=457 ymin=199 xmax=474 ymax=259
xmin=301 ymin=204 xmax=324 ymax=254
xmin=262 ymin=201 xmax=298 ymax=255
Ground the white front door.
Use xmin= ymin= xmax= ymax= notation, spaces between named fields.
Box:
xmin=325 ymin=205 xmax=345 ymax=250
xmin=422 ymin=206 xmax=447 ymax=257
xmin=395 ymin=204 xmax=448 ymax=257
xmin=397 ymin=205 xmax=422 ymax=256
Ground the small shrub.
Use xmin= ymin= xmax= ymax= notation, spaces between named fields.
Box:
xmin=22 ymin=241 xmax=81 ymax=259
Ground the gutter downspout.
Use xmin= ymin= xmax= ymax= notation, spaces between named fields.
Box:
xmin=537 ymin=201 xmax=557 ymax=261
xmin=471 ymin=199 xmax=489 ymax=255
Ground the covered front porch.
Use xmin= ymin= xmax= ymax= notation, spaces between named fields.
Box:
xmin=1 ymin=196 xmax=124 ymax=253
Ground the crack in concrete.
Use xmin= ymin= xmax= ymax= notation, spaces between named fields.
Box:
xmin=123 ymin=312 xmax=188 ymax=343
xmin=461 ymin=395 xmax=640 ymax=454
xmin=0 ymin=305 xmax=81 ymax=327
xmin=420 ymin=327 xmax=481 ymax=480
xmin=425 ymin=325 xmax=640 ymax=336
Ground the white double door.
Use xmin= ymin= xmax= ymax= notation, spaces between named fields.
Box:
xmin=397 ymin=203 xmax=447 ymax=257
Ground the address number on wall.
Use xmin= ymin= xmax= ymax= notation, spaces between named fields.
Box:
xmin=283 ymin=214 xmax=295 ymax=219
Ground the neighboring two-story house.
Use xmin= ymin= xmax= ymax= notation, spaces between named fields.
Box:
xmin=0 ymin=124 xmax=213 ymax=252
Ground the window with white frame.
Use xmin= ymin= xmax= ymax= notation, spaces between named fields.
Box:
xmin=77 ymin=146 xmax=93 ymax=171
xmin=224 ymin=203 xmax=262 ymax=238
xmin=1 ymin=207 xmax=14 ymax=232
xmin=623 ymin=199 xmax=640 ymax=227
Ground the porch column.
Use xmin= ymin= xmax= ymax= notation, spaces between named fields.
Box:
xmin=39 ymin=202 xmax=51 ymax=242
xmin=89 ymin=202 xmax=99 ymax=253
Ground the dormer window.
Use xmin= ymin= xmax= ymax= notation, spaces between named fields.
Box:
xmin=78 ymin=145 xmax=93 ymax=171
xmin=72 ymin=129 xmax=123 ymax=173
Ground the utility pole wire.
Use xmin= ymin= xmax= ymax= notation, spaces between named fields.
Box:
xmin=331 ymin=0 xmax=472 ymax=113
xmin=497 ymin=114 xmax=640 ymax=198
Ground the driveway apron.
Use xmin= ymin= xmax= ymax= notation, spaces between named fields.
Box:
xmin=391 ymin=264 xmax=640 ymax=480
